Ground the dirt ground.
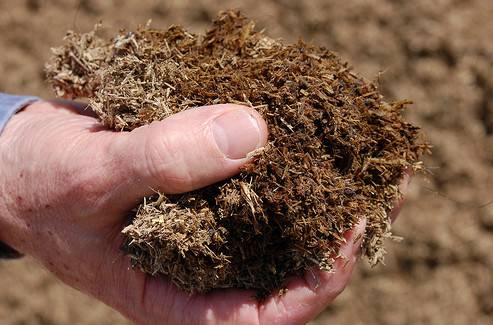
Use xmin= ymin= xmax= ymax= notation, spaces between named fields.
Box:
xmin=0 ymin=0 xmax=492 ymax=324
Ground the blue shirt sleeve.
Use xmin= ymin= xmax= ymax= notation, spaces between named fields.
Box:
xmin=0 ymin=93 xmax=40 ymax=135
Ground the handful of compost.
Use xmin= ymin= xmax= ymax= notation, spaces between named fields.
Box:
xmin=46 ymin=11 xmax=428 ymax=297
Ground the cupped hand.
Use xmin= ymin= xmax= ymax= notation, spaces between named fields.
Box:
xmin=0 ymin=100 xmax=408 ymax=325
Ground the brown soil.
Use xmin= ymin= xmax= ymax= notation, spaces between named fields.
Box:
xmin=0 ymin=0 xmax=492 ymax=324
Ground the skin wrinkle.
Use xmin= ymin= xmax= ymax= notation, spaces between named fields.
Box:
xmin=12 ymin=126 xmax=111 ymax=219
xmin=254 ymin=302 xmax=262 ymax=325
xmin=159 ymin=280 xmax=178 ymax=324
xmin=177 ymin=291 xmax=195 ymax=325
xmin=160 ymin=282 xmax=179 ymax=325
xmin=113 ymin=258 xmax=147 ymax=323
xmin=84 ymin=240 xmax=139 ymax=321
xmin=39 ymin=234 xmax=96 ymax=292
xmin=56 ymin=139 xmax=135 ymax=219
xmin=136 ymin=269 xmax=150 ymax=322
xmin=102 ymin=134 xmax=149 ymax=201
xmin=145 ymin=132 xmax=195 ymax=193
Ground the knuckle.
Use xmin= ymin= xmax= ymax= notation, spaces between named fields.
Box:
xmin=331 ymin=280 xmax=348 ymax=297
xmin=143 ymin=130 xmax=194 ymax=192
xmin=57 ymin=138 xmax=118 ymax=211
xmin=62 ymin=166 xmax=107 ymax=208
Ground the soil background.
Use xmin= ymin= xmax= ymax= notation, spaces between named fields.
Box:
xmin=0 ymin=0 xmax=492 ymax=324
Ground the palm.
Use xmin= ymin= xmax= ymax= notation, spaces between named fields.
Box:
xmin=102 ymin=217 xmax=365 ymax=325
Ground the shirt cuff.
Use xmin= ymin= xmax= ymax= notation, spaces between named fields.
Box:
xmin=0 ymin=93 xmax=40 ymax=135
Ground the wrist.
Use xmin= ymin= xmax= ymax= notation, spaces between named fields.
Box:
xmin=0 ymin=199 xmax=24 ymax=259
xmin=0 ymin=105 xmax=34 ymax=258
xmin=0 ymin=94 xmax=41 ymax=258
xmin=0 ymin=162 xmax=27 ymax=258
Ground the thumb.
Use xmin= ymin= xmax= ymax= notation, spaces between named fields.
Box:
xmin=110 ymin=104 xmax=268 ymax=199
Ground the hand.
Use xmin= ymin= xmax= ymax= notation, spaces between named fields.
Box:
xmin=0 ymin=100 xmax=408 ymax=324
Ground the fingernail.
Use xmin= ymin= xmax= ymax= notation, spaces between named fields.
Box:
xmin=305 ymin=268 xmax=322 ymax=291
xmin=212 ymin=109 xmax=261 ymax=159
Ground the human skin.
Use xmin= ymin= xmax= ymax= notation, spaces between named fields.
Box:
xmin=0 ymin=100 xmax=408 ymax=325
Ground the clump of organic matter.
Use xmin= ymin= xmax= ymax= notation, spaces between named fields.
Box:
xmin=45 ymin=11 xmax=428 ymax=297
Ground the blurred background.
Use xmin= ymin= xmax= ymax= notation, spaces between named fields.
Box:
xmin=0 ymin=0 xmax=492 ymax=324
